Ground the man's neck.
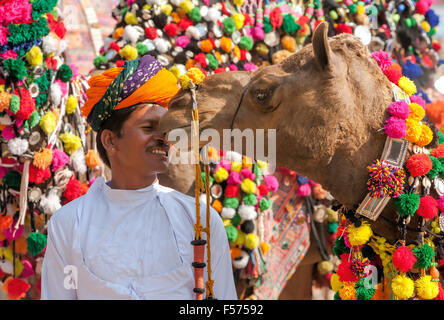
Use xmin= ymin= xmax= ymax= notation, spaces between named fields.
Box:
xmin=108 ymin=173 xmax=158 ymax=190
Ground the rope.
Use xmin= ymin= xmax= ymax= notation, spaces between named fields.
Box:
xmin=203 ymin=163 xmax=214 ymax=298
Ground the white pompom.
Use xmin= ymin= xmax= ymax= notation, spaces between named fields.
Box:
xmin=0 ymin=260 xmax=13 ymax=275
xmin=169 ymin=0 xmax=182 ymax=6
xmin=8 ymin=138 xmax=29 ymax=156
xmin=56 ymin=39 xmax=68 ymax=56
xmin=205 ymin=7 xmax=221 ymax=22
xmin=42 ymin=34 xmax=58 ymax=54
xmin=71 ymin=148 xmax=87 ymax=174
xmin=40 ymin=188 xmax=61 ymax=215
xmin=185 ymin=26 xmax=201 ymax=40
xmin=221 ymin=207 xmax=236 ymax=219
xmin=154 ymin=38 xmax=170 ymax=53
xmin=224 ymin=151 xmax=242 ymax=162
xmin=238 ymin=205 xmax=257 ymax=220
xmin=200 ymin=5 xmax=209 ymax=18
xmin=176 ymin=64 xmax=187 ymax=75
xmin=123 ymin=25 xmax=141 ymax=44
xmin=50 ymin=81 xmax=62 ymax=107
xmin=232 ymin=250 xmax=249 ymax=269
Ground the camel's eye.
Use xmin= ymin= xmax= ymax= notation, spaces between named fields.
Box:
xmin=255 ymin=89 xmax=268 ymax=102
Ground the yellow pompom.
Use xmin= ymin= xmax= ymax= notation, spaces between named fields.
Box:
xmin=119 ymin=45 xmax=138 ymax=61
xmin=415 ymin=275 xmax=439 ymax=300
xmin=231 ymin=161 xmax=242 ymax=172
xmin=85 ymin=149 xmax=100 ymax=168
xmin=256 ymin=159 xmax=268 ymax=170
xmin=213 ymin=167 xmax=229 ymax=183
xmin=260 ymin=242 xmax=270 ymax=255
xmin=211 ymin=199 xmax=223 ymax=213
xmin=357 ymin=5 xmax=365 ymax=14
xmin=2 ymin=246 xmax=13 ymax=261
xmin=25 ymin=46 xmax=43 ymax=66
xmin=317 ymin=260 xmax=334 ymax=276
xmin=421 ymin=21 xmax=431 ymax=33
xmin=232 ymin=13 xmax=245 ymax=30
xmin=220 ymin=36 xmax=233 ymax=53
xmin=408 ymin=103 xmax=425 ymax=121
xmin=405 ymin=119 xmax=422 ymax=143
xmin=33 ymin=148 xmax=53 ymax=169
xmin=391 ymin=274 xmax=414 ymax=300
xmin=39 ymin=111 xmax=57 ymax=135
xmin=169 ymin=65 xmax=181 ymax=79
xmin=143 ymin=4 xmax=151 ymax=10
xmin=179 ymin=0 xmax=194 ymax=13
xmin=124 ymin=12 xmax=138 ymax=25
xmin=59 ymin=132 xmax=82 ymax=155
xmin=179 ymin=74 xmax=192 ymax=89
xmin=330 ymin=273 xmax=343 ymax=292
xmin=398 ymin=76 xmax=417 ymax=96
xmin=160 ymin=4 xmax=173 ymax=15
xmin=339 ymin=283 xmax=357 ymax=300
xmin=186 ymin=68 xmax=205 ymax=85
xmin=347 ymin=222 xmax=373 ymax=246
xmin=0 ymin=92 xmax=12 ymax=112
xmin=66 ymin=95 xmax=78 ymax=115
xmin=242 ymin=155 xmax=253 ymax=169
xmin=233 ymin=0 xmax=244 ymax=5
xmin=327 ymin=209 xmax=339 ymax=222
xmin=234 ymin=231 xmax=245 ymax=246
xmin=241 ymin=178 xmax=257 ymax=194
xmin=415 ymin=124 xmax=433 ymax=147
xmin=223 ymin=218 xmax=231 ymax=227
xmin=245 ymin=233 xmax=259 ymax=249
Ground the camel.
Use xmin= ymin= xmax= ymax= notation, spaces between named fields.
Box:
xmin=158 ymin=22 xmax=441 ymax=298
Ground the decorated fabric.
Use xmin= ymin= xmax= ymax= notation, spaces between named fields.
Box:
xmin=82 ymin=54 xmax=179 ymax=131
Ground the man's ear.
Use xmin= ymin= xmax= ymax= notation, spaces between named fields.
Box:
xmin=100 ymin=129 xmax=118 ymax=155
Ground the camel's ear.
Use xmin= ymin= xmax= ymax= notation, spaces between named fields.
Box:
xmin=312 ymin=22 xmax=332 ymax=70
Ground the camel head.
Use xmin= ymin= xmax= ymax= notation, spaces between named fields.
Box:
xmin=160 ymin=22 xmax=394 ymax=208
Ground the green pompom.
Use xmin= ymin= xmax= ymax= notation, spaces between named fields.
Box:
xmin=136 ymin=43 xmax=148 ymax=56
xmin=225 ymin=225 xmax=239 ymax=242
xmin=32 ymin=0 xmax=58 ymax=20
xmin=438 ymin=132 xmax=444 ymax=145
xmin=239 ymin=36 xmax=254 ymax=51
xmin=9 ymin=95 xmax=20 ymax=114
xmin=334 ymin=291 xmax=341 ymax=300
xmin=264 ymin=17 xmax=273 ymax=33
xmin=34 ymin=71 xmax=50 ymax=91
xmin=333 ymin=236 xmax=350 ymax=258
xmin=348 ymin=4 xmax=357 ymax=14
xmin=2 ymin=170 xmax=21 ymax=189
xmin=201 ymin=172 xmax=214 ymax=189
xmin=253 ymin=165 xmax=262 ymax=180
xmin=224 ymin=197 xmax=239 ymax=209
xmin=26 ymin=232 xmax=47 ymax=256
xmin=57 ymin=64 xmax=73 ymax=82
xmin=3 ymin=59 xmax=27 ymax=80
xmin=362 ymin=245 xmax=376 ymax=261
xmin=231 ymin=213 xmax=242 ymax=227
xmin=206 ymin=54 xmax=219 ymax=70
xmin=93 ymin=55 xmax=108 ymax=69
xmin=327 ymin=221 xmax=339 ymax=234
xmin=189 ymin=7 xmax=201 ymax=22
xmin=34 ymin=93 xmax=47 ymax=108
xmin=243 ymin=194 xmax=257 ymax=206
xmin=282 ymin=14 xmax=300 ymax=34
xmin=428 ymin=28 xmax=436 ymax=36
xmin=223 ymin=17 xmax=236 ymax=34
xmin=355 ymin=278 xmax=375 ymax=300
xmin=259 ymin=197 xmax=271 ymax=211
xmin=7 ymin=18 xmax=50 ymax=45
xmin=413 ymin=243 xmax=435 ymax=269
xmin=393 ymin=192 xmax=420 ymax=217
xmin=28 ymin=111 xmax=40 ymax=128
xmin=428 ymin=155 xmax=442 ymax=179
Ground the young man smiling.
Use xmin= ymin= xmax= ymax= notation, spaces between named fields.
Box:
xmin=41 ymin=55 xmax=237 ymax=300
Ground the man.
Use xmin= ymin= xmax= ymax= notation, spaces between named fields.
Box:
xmin=41 ymin=55 xmax=237 ymax=300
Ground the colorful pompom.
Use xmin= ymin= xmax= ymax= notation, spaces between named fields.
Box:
xmin=392 ymin=246 xmax=416 ymax=273
xmin=406 ymin=153 xmax=432 ymax=177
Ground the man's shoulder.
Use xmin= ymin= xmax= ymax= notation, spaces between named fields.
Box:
xmin=49 ymin=194 xmax=86 ymax=230
xmin=156 ymin=184 xmax=196 ymax=204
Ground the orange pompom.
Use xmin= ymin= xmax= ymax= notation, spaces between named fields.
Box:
xmin=33 ymin=148 xmax=53 ymax=170
xmin=200 ymin=39 xmax=213 ymax=53
xmin=431 ymin=144 xmax=444 ymax=158
xmin=0 ymin=215 xmax=13 ymax=230
xmin=220 ymin=37 xmax=233 ymax=53
xmin=211 ymin=199 xmax=223 ymax=213
xmin=426 ymin=100 xmax=444 ymax=127
xmin=85 ymin=149 xmax=100 ymax=168
xmin=231 ymin=247 xmax=242 ymax=259
xmin=260 ymin=242 xmax=271 ymax=255
xmin=185 ymin=59 xmax=196 ymax=70
xmin=15 ymin=237 xmax=28 ymax=255
xmin=113 ymin=27 xmax=124 ymax=40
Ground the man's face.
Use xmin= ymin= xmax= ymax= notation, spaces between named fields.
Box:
xmin=111 ymin=104 xmax=169 ymax=177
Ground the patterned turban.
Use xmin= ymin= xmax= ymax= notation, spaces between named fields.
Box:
xmin=82 ymin=55 xmax=179 ymax=131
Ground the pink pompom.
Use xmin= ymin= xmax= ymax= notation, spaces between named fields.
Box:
xmin=3 ymin=222 xmax=24 ymax=241
xmin=371 ymin=51 xmax=393 ymax=71
xmin=415 ymin=0 xmax=430 ymax=15
xmin=20 ymin=260 xmax=34 ymax=278
xmin=51 ymin=148 xmax=70 ymax=172
xmin=438 ymin=196 xmax=444 ymax=212
xmin=392 ymin=246 xmax=416 ymax=273
xmin=251 ymin=26 xmax=265 ymax=40
xmin=388 ymin=101 xmax=410 ymax=119
xmin=384 ymin=116 xmax=406 ymax=139
xmin=243 ymin=62 xmax=258 ymax=71
xmin=55 ymin=80 xmax=68 ymax=97
xmin=2 ymin=125 xmax=16 ymax=140
xmin=89 ymin=177 xmax=97 ymax=186
xmin=416 ymin=195 xmax=438 ymax=219
xmin=296 ymin=183 xmax=311 ymax=196
xmin=409 ymin=95 xmax=426 ymax=110
xmin=227 ymin=171 xmax=242 ymax=185
xmin=219 ymin=159 xmax=231 ymax=171
xmin=0 ymin=50 xmax=17 ymax=60
xmin=175 ymin=35 xmax=190 ymax=48
xmin=229 ymin=64 xmax=238 ymax=71
xmin=68 ymin=64 xmax=79 ymax=78
xmin=264 ymin=175 xmax=279 ymax=191
xmin=240 ymin=168 xmax=253 ymax=179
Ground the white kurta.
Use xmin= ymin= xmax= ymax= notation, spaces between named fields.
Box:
xmin=41 ymin=177 xmax=237 ymax=300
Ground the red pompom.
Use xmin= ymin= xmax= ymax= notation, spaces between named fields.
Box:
xmin=258 ymin=183 xmax=269 ymax=196
xmin=164 ymin=23 xmax=179 ymax=37
xmin=240 ymin=49 xmax=248 ymax=61
xmin=115 ymin=60 xmax=125 ymax=67
xmin=28 ymin=164 xmax=51 ymax=184
xmin=179 ymin=17 xmax=193 ymax=30
xmin=109 ymin=41 xmax=121 ymax=52
xmin=416 ymin=195 xmax=438 ymax=219
xmin=270 ymin=7 xmax=283 ymax=29
xmin=194 ymin=52 xmax=207 ymax=68
xmin=225 ymin=184 xmax=239 ymax=197
xmin=63 ymin=176 xmax=83 ymax=203
xmin=431 ymin=144 xmax=444 ymax=158
xmin=14 ymin=88 xmax=35 ymax=120
xmin=415 ymin=0 xmax=430 ymax=15
xmin=213 ymin=67 xmax=226 ymax=74
xmin=434 ymin=283 xmax=444 ymax=300
xmin=2 ymin=277 xmax=31 ymax=300
xmin=433 ymin=42 xmax=442 ymax=52
xmin=392 ymin=246 xmax=416 ymax=273
xmin=335 ymin=23 xmax=353 ymax=34
xmin=337 ymin=253 xmax=359 ymax=282
xmin=383 ymin=66 xmax=402 ymax=84
xmin=406 ymin=153 xmax=433 ymax=177
xmin=45 ymin=57 xmax=58 ymax=69
xmin=145 ymin=27 xmax=158 ymax=40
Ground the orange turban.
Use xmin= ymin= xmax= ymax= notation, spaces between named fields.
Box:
xmin=82 ymin=55 xmax=179 ymax=131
